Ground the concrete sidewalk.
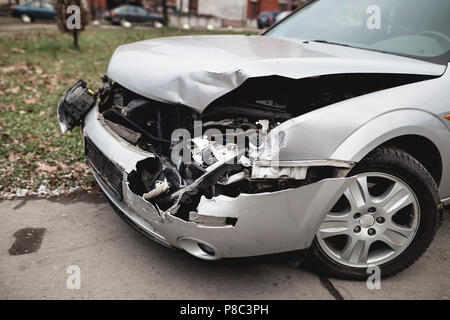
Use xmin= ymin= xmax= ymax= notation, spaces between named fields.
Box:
xmin=0 ymin=193 xmax=449 ymax=299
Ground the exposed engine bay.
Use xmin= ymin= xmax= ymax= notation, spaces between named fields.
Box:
xmin=95 ymin=76 xmax=317 ymax=223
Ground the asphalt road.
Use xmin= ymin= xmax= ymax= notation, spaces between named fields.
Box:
xmin=0 ymin=193 xmax=449 ymax=300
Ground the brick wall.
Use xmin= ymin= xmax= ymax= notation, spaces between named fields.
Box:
xmin=260 ymin=0 xmax=279 ymax=12
xmin=87 ymin=0 xmax=107 ymax=9
xmin=247 ymin=0 xmax=296 ymax=19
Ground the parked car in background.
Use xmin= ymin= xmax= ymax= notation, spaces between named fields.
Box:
xmin=10 ymin=1 xmax=55 ymax=23
xmin=257 ymin=11 xmax=280 ymax=29
xmin=106 ymin=5 xmax=164 ymax=26
xmin=275 ymin=11 xmax=292 ymax=23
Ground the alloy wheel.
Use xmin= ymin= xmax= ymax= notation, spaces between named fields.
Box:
xmin=316 ymin=172 xmax=420 ymax=268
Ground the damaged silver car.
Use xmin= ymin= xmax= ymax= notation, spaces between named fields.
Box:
xmin=57 ymin=0 xmax=450 ymax=279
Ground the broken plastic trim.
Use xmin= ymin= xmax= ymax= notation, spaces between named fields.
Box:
xmin=57 ymin=80 xmax=97 ymax=133
xmin=253 ymin=159 xmax=354 ymax=168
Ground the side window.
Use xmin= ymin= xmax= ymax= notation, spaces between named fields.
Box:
xmin=114 ymin=6 xmax=127 ymax=14
xmin=136 ymin=7 xmax=147 ymax=15
xmin=129 ymin=6 xmax=138 ymax=14
xmin=125 ymin=6 xmax=133 ymax=15
xmin=42 ymin=2 xmax=54 ymax=10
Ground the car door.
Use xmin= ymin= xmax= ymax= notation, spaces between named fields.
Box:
xmin=28 ymin=1 xmax=43 ymax=20
xmin=41 ymin=1 xmax=55 ymax=20
xmin=125 ymin=6 xmax=136 ymax=22
xmin=134 ymin=7 xmax=149 ymax=23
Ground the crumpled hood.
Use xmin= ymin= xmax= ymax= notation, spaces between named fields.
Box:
xmin=107 ymin=35 xmax=446 ymax=112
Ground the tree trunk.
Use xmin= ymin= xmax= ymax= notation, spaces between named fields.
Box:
xmin=162 ymin=0 xmax=168 ymax=26
xmin=73 ymin=31 xmax=79 ymax=50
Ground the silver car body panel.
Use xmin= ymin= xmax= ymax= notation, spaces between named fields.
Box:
xmin=262 ymin=64 xmax=450 ymax=198
xmin=107 ymin=35 xmax=446 ymax=112
xmin=84 ymin=105 xmax=354 ymax=257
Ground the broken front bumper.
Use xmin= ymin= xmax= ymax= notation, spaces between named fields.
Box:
xmin=81 ymin=105 xmax=353 ymax=260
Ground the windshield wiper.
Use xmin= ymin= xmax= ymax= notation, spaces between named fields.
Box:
xmin=304 ymin=40 xmax=353 ymax=48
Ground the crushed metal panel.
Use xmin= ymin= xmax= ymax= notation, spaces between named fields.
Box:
xmin=159 ymin=177 xmax=356 ymax=256
xmin=107 ymin=35 xmax=445 ymax=111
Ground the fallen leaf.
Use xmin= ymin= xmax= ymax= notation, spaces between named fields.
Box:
xmin=0 ymin=103 xmax=16 ymax=111
xmin=73 ymin=162 xmax=88 ymax=171
xmin=24 ymin=97 xmax=38 ymax=104
xmin=11 ymin=48 xmax=25 ymax=54
xmin=0 ymin=64 xmax=28 ymax=74
xmin=0 ymin=66 xmax=16 ymax=73
xmin=6 ymin=87 xmax=20 ymax=94
xmin=36 ymin=165 xmax=58 ymax=173
xmin=8 ymin=152 xmax=20 ymax=162
xmin=55 ymin=161 xmax=69 ymax=171
xmin=24 ymin=86 xmax=37 ymax=93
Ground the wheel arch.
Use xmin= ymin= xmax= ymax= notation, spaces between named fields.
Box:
xmin=379 ymin=135 xmax=443 ymax=187
xmin=331 ymin=109 xmax=447 ymax=188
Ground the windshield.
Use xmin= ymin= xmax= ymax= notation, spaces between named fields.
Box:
xmin=266 ymin=0 xmax=450 ymax=60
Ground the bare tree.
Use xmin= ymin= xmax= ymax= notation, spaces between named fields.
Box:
xmin=54 ymin=0 xmax=90 ymax=50
xmin=161 ymin=0 xmax=168 ymax=26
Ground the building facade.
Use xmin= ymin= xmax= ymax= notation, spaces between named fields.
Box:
xmin=176 ymin=0 xmax=305 ymax=26
xmin=142 ymin=0 xmax=177 ymax=12
xmin=91 ymin=0 xmax=306 ymax=27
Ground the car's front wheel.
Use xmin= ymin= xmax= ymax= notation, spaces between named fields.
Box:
xmin=309 ymin=147 xmax=440 ymax=280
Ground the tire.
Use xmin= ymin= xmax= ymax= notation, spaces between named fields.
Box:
xmin=120 ymin=19 xmax=132 ymax=28
xmin=309 ymin=146 xmax=440 ymax=280
xmin=21 ymin=14 xmax=31 ymax=23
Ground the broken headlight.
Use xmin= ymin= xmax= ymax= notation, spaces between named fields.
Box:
xmin=57 ymin=80 xmax=96 ymax=133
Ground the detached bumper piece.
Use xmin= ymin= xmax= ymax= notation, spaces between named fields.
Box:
xmin=57 ymin=80 xmax=96 ymax=133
